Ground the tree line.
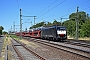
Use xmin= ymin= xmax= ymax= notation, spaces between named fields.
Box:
xmin=0 ymin=26 xmax=4 ymax=35
xmin=63 ymin=11 xmax=90 ymax=38
xmin=30 ymin=11 xmax=90 ymax=38
xmin=0 ymin=26 xmax=8 ymax=35
xmin=1 ymin=11 xmax=90 ymax=37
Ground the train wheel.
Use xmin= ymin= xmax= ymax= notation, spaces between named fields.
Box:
xmin=52 ymin=37 xmax=55 ymax=41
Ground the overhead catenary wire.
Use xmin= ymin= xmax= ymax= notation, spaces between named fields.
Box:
xmin=78 ymin=0 xmax=90 ymax=7
xmin=48 ymin=0 xmax=90 ymax=22
xmin=37 ymin=0 xmax=66 ymax=22
xmin=38 ymin=0 xmax=66 ymax=18
xmin=79 ymin=4 xmax=90 ymax=10
xmin=15 ymin=0 xmax=90 ymax=19
xmin=22 ymin=9 xmax=32 ymax=15
xmin=12 ymin=0 xmax=21 ymax=32
xmin=22 ymin=19 xmax=31 ymax=24
xmin=16 ymin=0 xmax=68 ymax=23
xmin=16 ymin=0 xmax=90 ymax=26
xmin=78 ymin=0 xmax=90 ymax=10
xmin=17 ymin=0 xmax=20 ymax=9
xmin=80 ymin=6 xmax=90 ymax=10
xmin=37 ymin=0 xmax=57 ymax=16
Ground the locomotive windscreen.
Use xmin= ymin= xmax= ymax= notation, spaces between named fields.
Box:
xmin=57 ymin=26 xmax=66 ymax=31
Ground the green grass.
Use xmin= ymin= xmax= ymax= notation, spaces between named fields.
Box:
xmin=68 ymin=36 xmax=90 ymax=41
xmin=8 ymin=34 xmax=20 ymax=40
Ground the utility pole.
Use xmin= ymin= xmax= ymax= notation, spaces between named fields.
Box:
xmin=11 ymin=26 xmax=12 ymax=32
xmin=60 ymin=18 xmax=68 ymax=26
xmin=13 ymin=21 xmax=15 ymax=32
xmin=22 ymin=16 xmax=36 ymax=25
xmin=34 ymin=16 xmax=36 ymax=25
xmin=30 ymin=21 xmax=32 ymax=27
xmin=76 ymin=7 xmax=79 ymax=40
xmin=60 ymin=18 xmax=62 ymax=26
xmin=20 ymin=9 xmax=22 ymax=39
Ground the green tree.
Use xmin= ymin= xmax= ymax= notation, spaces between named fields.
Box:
xmin=80 ymin=19 xmax=90 ymax=37
xmin=69 ymin=11 xmax=87 ymax=25
xmin=2 ymin=31 xmax=8 ymax=35
xmin=0 ymin=26 xmax=4 ymax=35
xmin=46 ymin=22 xmax=52 ymax=26
xmin=30 ymin=22 xmax=44 ymax=28
xmin=63 ymin=20 xmax=75 ymax=37
xmin=63 ymin=11 xmax=89 ymax=38
xmin=53 ymin=20 xmax=61 ymax=26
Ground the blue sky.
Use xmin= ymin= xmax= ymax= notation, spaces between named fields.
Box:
xmin=0 ymin=0 xmax=90 ymax=32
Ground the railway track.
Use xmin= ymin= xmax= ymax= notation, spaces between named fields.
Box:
xmin=64 ymin=39 xmax=90 ymax=48
xmin=25 ymin=38 xmax=90 ymax=59
xmin=11 ymin=39 xmax=45 ymax=60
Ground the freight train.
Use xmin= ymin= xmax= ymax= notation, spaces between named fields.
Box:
xmin=15 ymin=26 xmax=67 ymax=41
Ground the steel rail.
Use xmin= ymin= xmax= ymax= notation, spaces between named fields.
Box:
xmin=25 ymin=38 xmax=90 ymax=59
xmin=11 ymin=40 xmax=25 ymax=60
xmin=13 ymin=39 xmax=45 ymax=60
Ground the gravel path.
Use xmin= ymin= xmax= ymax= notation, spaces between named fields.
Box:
xmin=26 ymin=39 xmax=89 ymax=60
xmin=0 ymin=36 xmax=4 ymax=57
xmin=10 ymin=39 xmax=43 ymax=60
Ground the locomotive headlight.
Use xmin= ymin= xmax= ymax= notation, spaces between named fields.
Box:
xmin=57 ymin=30 xmax=66 ymax=34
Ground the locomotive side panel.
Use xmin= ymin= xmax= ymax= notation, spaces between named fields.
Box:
xmin=41 ymin=27 xmax=57 ymax=40
xmin=41 ymin=26 xmax=67 ymax=41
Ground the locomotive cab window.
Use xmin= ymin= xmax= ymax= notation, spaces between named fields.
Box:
xmin=57 ymin=27 xmax=66 ymax=31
